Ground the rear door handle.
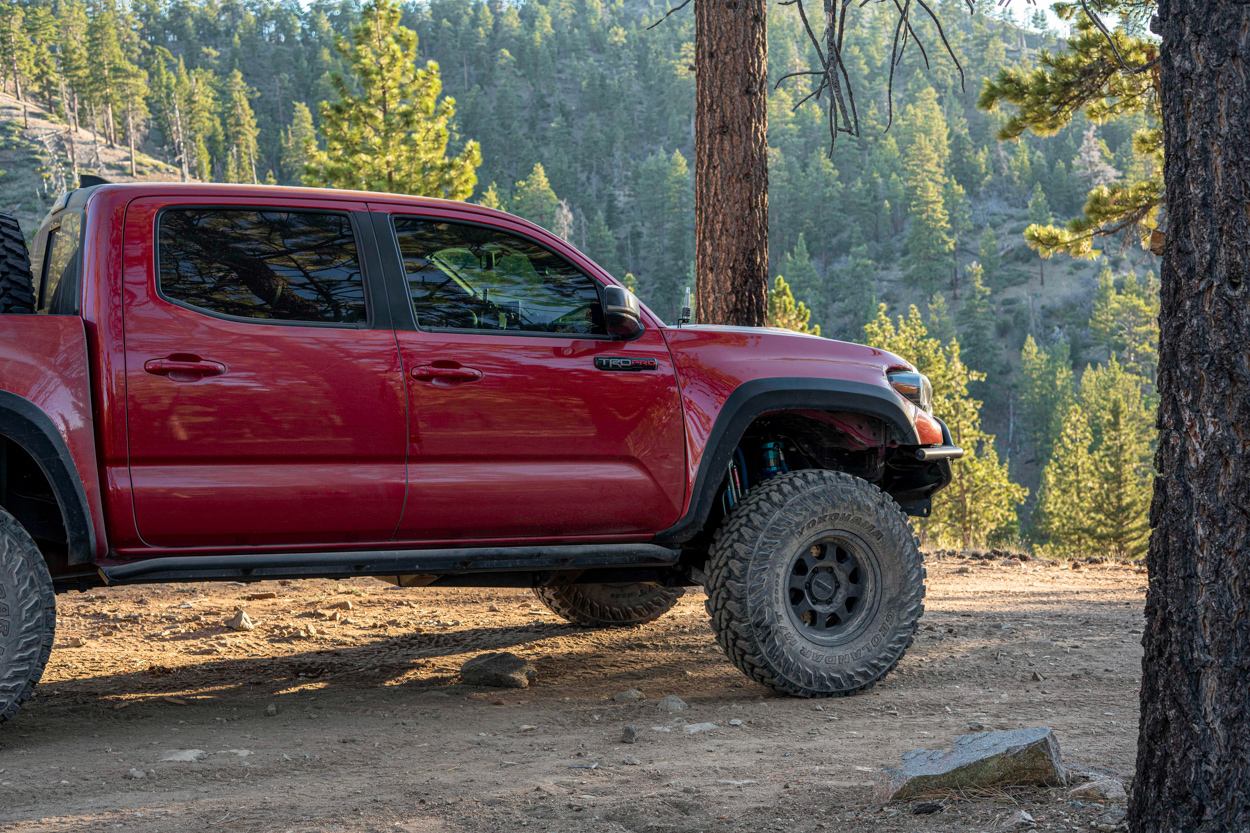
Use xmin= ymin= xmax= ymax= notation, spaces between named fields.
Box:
xmin=412 ymin=365 xmax=483 ymax=383
xmin=144 ymin=357 xmax=226 ymax=380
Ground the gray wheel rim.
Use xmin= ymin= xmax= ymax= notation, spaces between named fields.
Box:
xmin=782 ymin=530 xmax=882 ymax=646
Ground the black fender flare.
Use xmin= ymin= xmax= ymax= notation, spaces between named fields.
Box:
xmin=0 ymin=390 xmax=96 ymax=564
xmin=654 ymin=377 xmax=919 ymax=545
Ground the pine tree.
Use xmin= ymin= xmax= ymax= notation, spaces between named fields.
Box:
xmin=306 ymin=0 xmax=481 ymax=198
xmin=84 ymin=3 xmax=124 ymax=145
xmin=776 ymin=234 xmax=820 ymax=308
xmin=956 ymin=263 xmax=1006 ymax=392
xmin=1082 ymin=397 xmax=1151 ymax=559
xmin=281 ymin=102 xmax=316 ymax=185
xmin=978 ymin=225 xmax=1002 ymax=287
xmin=477 ymin=183 xmax=506 ymax=211
xmin=767 ymin=275 xmax=819 ymax=336
xmin=863 ymin=305 xmax=1027 ymax=547
xmin=24 ymin=4 xmax=58 ymax=114
xmin=979 ymin=10 xmax=1161 ymax=259
xmin=1019 ymin=335 xmax=1076 ymax=467
xmin=1035 ymin=404 xmax=1095 ymax=552
xmin=1089 ymin=267 xmax=1160 ymax=380
xmin=1025 ymin=182 xmax=1053 ymax=285
xmin=222 ymin=70 xmax=258 ymax=184
xmin=902 ymin=135 xmax=954 ymax=293
xmin=826 ymin=245 xmax=876 ymax=342
xmin=511 ymin=162 xmax=560 ymax=229
xmin=0 ymin=4 xmax=34 ymax=126
xmin=586 ymin=209 xmax=621 ymax=277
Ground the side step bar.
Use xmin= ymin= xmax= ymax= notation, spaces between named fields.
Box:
xmin=99 ymin=543 xmax=681 ymax=585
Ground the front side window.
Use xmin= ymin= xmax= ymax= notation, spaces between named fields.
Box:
xmin=158 ymin=209 xmax=367 ymax=324
xmin=36 ymin=211 xmax=83 ymax=314
xmin=392 ymin=218 xmax=604 ymax=336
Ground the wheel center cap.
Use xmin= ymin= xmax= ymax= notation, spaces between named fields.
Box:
xmin=807 ymin=569 xmax=839 ymax=604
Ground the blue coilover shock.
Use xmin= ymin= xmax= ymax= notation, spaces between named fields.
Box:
xmin=760 ymin=441 xmax=788 ymax=480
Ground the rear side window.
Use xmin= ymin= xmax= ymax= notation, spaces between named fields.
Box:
xmin=391 ymin=218 xmax=604 ymax=336
xmin=36 ymin=211 xmax=83 ymax=314
xmin=158 ymin=209 xmax=367 ymax=325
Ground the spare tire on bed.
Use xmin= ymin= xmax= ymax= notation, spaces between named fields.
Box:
xmin=0 ymin=213 xmax=35 ymax=314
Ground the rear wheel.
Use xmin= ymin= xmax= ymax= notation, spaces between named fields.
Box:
xmin=0 ymin=507 xmax=56 ymax=726
xmin=0 ymin=213 xmax=35 ymax=315
xmin=705 ymin=470 xmax=924 ymax=697
xmin=534 ymin=582 xmax=683 ymax=626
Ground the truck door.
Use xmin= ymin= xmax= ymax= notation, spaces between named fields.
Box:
xmin=370 ymin=207 xmax=687 ymax=542
xmin=122 ymin=197 xmax=407 ymax=548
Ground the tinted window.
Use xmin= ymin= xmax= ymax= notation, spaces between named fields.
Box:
xmin=158 ymin=209 xmax=367 ymax=324
xmin=37 ymin=211 xmax=82 ymax=314
xmin=392 ymin=218 xmax=604 ymax=335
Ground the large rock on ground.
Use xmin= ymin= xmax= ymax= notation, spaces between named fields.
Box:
xmin=874 ymin=727 xmax=1065 ymax=801
xmin=460 ymin=652 xmax=537 ymax=689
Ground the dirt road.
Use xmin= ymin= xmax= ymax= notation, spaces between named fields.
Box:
xmin=0 ymin=554 xmax=1145 ymax=832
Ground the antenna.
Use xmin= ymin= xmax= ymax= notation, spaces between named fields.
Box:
xmin=678 ymin=287 xmax=692 ymax=325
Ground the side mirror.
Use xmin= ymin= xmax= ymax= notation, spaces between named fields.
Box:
xmin=602 ymin=285 xmax=644 ymax=340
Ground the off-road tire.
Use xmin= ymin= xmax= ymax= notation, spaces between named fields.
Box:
xmin=0 ymin=214 xmax=35 ymax=315
xmin=705 ymin=470 xmax=924 ymax=697
xmin=534 ymin=583 xmax=684 ymax=626
xmin=0 ymin=507 xmax=56 ymax=727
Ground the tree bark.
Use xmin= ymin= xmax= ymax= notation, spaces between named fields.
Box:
xmin=694 ymin=0 xmax=768 ymax=326
xmin=1131 ymin=0 xmax=1250 ymax=829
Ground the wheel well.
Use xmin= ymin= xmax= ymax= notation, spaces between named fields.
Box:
xmin=677 ymin=408 xmax=948 ymax=558
xmin=0 ymin=435 xmax=71 ymax=577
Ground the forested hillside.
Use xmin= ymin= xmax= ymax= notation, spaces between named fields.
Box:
xmin=0 ymin=0 xmax=1159 ymax=554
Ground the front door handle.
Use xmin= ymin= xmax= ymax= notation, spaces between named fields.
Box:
xmin=144 ymin=356 xmax=226 ymax=381
xmin=412 ymin=365 xmax=483 ymax=383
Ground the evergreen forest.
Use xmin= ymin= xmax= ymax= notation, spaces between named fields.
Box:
xmin=0 ymin=0 xmax=1161 ymax=556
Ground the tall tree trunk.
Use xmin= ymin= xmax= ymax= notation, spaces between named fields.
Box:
xmin=1131 ymin=0 xmax=1250 ymax=829
xmin=127 ymin=101 xmax=135 ymax=177
xmin=693 ymin=0 xmax=768 ymax=326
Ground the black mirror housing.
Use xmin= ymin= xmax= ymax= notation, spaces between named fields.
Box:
xmin=603 ymin=285 xmax=644 ymax=340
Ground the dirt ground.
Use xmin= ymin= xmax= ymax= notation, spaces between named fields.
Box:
xmin=0 ymin=554 xmax=1145 ymax=832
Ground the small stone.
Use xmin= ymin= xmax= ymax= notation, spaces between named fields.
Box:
xmin=224 ymin=609 xmax=254 ymax=632
xmin=729 ymin=719 xmax=743 ymax=726
xmin=1031 ymin=671 xmax=1045 ymax=682
xmin=1005 ymin=809 xmax=1036 ymax=828
xmin=968 ymin=721 xmax=984 ymax=731
xmin=874 ymin=728 xmax=1065 ymax=802
xmin=954 ymin=566 xmax=972 ymax=574
xmin=911 ymin=801 xmax=943 ymax=815
xmin=246 ymin=592 xmax=278 ymax=601
xmin=621 ymin=724 xmax=638 ymax=744
xmin=461 ymin=652 xmax=538 ymax=689
xmin=1069 ymin=778 xmax=1128 ymax=803
xmin=266 ymin=703 xmax=278 ymax=717
xmin=1001 ymin=558 xmax=1023 ymax=567
xmin=160 ymin=749 xmax=207 ymax=763
xmin=683 ymin=722 xmax=718 ymax=734
xmin=623 ymin=757 xmax=641 ymax=766
xmin=613 ymin=689 xmax=645 ymax=703
xmin=67 ymin=637 xmax=87 ymax=648
xmin=329 ymin=600 xmax=354 ymax=611
xmin=125 ymin=768 xmax=146 ymax=780
xmin=656 ymin=695 xmax=688 ymax=713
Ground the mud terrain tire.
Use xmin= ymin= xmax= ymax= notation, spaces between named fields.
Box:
xmin=0 ymin=507 xmax=56 ymax=726
xmin=705 ymin=470 xmax=923 ymax=697
xmin=534 ymin=583 xmax=683 ymax=626
xmin=0 ymin=213 xmax=35 ymax=315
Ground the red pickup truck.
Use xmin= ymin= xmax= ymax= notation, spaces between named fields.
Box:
xmin=0 ymin=181 xmax=961 ymax=725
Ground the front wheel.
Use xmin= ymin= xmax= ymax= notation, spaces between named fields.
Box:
xmin=534 ymin=582 xmax=683 ymax=626
xmin=705 ymin=470 xmax=924 ymax=697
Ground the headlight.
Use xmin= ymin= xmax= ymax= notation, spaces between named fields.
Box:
xmin=888 ymin=370 xmax=933 ymax=413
